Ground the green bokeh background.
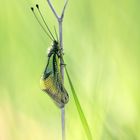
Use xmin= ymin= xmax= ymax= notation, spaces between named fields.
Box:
xmin=0 ymin=0 xmax=140 ymax=140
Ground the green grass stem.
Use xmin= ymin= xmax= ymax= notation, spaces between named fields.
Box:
xmin=65 ymin=67 xmax=93 ymax=140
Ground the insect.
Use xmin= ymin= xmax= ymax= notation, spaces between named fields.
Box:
xmin=31 ymin=4 xmax=69 ymax=108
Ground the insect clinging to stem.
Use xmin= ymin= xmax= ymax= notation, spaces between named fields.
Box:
xmin=31 ymin=4 xmax=69 ymax=108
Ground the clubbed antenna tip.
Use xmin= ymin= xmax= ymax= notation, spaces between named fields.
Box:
xmin=36 ymin=4 xmax=39 ymax=9
xmin=31 ymin=7 xmax=34 ymax=11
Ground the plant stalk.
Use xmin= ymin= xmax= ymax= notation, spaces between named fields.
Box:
xmin=59 ymin=18 xmax=65 ymax=140
xmin=47 ymin=1 xmax=68 ymax=140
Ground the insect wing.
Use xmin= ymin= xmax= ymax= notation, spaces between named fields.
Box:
xmin=40 ymin=52 xmax=69 ymax=108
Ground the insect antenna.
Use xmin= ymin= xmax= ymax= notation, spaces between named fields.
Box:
xmin=31 ymin=7 xmax=53 ymax=41
xmin=36 ymin=4 xmax=56 ymax=41
xmin=54 ymin=26 xmax=59 ymax=42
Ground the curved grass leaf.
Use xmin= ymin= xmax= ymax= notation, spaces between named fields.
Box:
xmin=65 ymin=67 xmax=93 ymax=140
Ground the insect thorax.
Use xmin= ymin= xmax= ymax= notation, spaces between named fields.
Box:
xmin=48 ymin=40 xmax=60 ymax=57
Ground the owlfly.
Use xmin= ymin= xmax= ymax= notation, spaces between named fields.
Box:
xmin=31 ymin=4 xmax=69 ymax=108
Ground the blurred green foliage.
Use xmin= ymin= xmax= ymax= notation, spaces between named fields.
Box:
xmin=0 ymin=0 xmax=140 ymax=140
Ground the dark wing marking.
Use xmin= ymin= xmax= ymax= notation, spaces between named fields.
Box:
xmin=43 ymin=71 xmax=52 ymax=79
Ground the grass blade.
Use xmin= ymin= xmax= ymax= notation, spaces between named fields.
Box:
xmin=65 ymin=67 xmax=93 ymax=140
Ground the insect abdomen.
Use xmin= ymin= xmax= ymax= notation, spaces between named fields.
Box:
xmin=40 ymin=74 xmax=69 ymax=108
